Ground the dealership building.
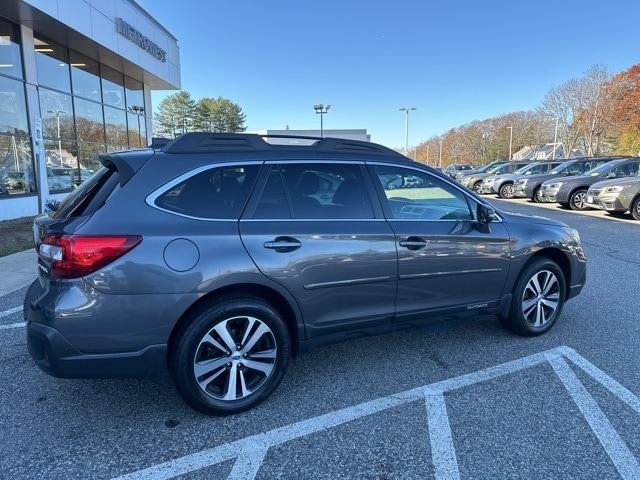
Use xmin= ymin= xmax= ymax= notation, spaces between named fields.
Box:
xmin=0 ymin=0 xmax=180 ymax=220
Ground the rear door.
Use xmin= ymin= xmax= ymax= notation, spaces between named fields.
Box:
xmin=239 ymin=161 xmax=398 ymax=338
xmin=368 ymin=163 xmax=511 ymax=320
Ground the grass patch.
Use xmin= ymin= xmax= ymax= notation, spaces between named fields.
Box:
xmin=0 ymin=216 xmax=35 ymax=257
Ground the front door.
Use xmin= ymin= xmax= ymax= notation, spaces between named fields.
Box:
xmin=239 ymin=162 xmax=398 ymax=338
xmin=369 ymin=164 xmax=511 ymax=320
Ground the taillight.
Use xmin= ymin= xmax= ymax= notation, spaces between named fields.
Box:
xmin=40 ymin=234 xmax=142 ymax=278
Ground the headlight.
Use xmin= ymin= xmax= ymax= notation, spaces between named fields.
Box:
xmin=517 ymin=179 xmax=528 ymax=185
xmin=546 ymin=182 xmax=562 ymax=189
xmin=604 ymin=186 xmax=625 ymax=194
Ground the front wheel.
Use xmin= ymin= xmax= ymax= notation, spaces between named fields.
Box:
xmin=499 ymin=183 xmax=515 ymax=199
xmin=472 ymin=181 xmax=483 ymax=193
xmin=532 ymin=187 xmax=543 ymax=203
xmin=500 ymin=258 xmax=566 ymax=336
xmin=170 ymin=296 xmax=290 ymax=415
xmin=569 ymin=189 xmax=589 ymax=210
xmin=631 ymin=196 xmax=640 ymax=221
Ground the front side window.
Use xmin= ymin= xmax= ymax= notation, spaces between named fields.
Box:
xmin=155 ymin=165 xmax=260 ymax=219
xmin=374 ymin=165 xmax=472 ymax=221
xmin=279 ymin=163 xmax=374 ymax=219
xmin=609 ymin=162 xmax=640 ymax=178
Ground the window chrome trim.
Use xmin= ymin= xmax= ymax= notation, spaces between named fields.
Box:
xmin=145 ymin=161 xmax=264 ymax=221
xmin=366 ymin=161 xmax=503 ymax=223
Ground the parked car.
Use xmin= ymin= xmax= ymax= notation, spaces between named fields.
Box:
xmin=460 ymin=162 xmax=526 ymax=193
xmin=491 ymin=161 xmax=563 ymax=199
xmin=517 ymin=157 xmax=618 ymax=203
xmin=540 ymin=157 xmax=640 ymax=210
xmin=454 ymin=160 xmax=507 ymax=181
xmin=444 ymin=163 xmax=473 ymax=178
xmin=476 ymin=161 xmax=531 ymax=194
xmin=26 ymin=133 xmax=586 ymax=415
xmin=586 ymin=174 xmax=640 ymax=220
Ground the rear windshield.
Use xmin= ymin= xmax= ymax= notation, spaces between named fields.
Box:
xmin=154 ymin=165 xmax=260 ymax=219
xmin=53 ymin=167 xmax=119 ymax=219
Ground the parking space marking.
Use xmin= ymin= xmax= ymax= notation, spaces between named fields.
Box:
xmin=117 ymin=345 xmax=640 ymax=480
xmin=424 ymin=390 xmax=460 ymax=480
xmin=548 ymin=354 xmax=640 ymax=479
xmin=0 ymin=306 xmax=20 ymax=319
xmin=0 ymin=321 xmax=25 ymax=330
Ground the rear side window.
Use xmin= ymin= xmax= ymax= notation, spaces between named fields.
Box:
xmin=155 ymin=165 xmax=260 ymax=219
xmin=53 ymin=167 xmax=119 ymax=219
xmin=253 ymin=163 xmax=374 ymax=219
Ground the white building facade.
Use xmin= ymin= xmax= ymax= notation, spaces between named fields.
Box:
xmin=0 ymin=0 xmax=180 ymax=220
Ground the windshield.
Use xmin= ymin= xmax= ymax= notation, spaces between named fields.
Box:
xmin=550 ymin=161 xmax=573 ymax=175
xmin=487 ymin=164 xmax=508 ymax=174
xmin=585 ymin=162 xmax=617 ymax=176
xmin=514 ymin=163 xmax=538 ymax=175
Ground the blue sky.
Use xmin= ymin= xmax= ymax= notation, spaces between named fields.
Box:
xmin=142 ymin=0 xmax=640 ymax=148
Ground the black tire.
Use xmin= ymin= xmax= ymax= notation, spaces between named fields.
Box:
xmin=559 ymin=202 xmax=570 ymax=209
xmin=569 ymin=189 xmax=589 ymax=210
xmin=498 ymin=182 xmax=515 ymax=199
xmin=169 ymin=296 xmax=290 ymax=415
xmin=532 ymin=187 xmax=542 ymax=203
xmin=472 ymin=181 xmax=482 ymax=193
xmin=500 ymin=258 xmax=566 ymax=336
xmin=631 ymin=196 xmax=640 ymax=221
xmin=23 ymin=279 xmax=41 ymax=321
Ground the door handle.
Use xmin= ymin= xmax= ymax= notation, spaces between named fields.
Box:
xmin=263 ymin=236 xmax=302 ymax=252
xmin=399 ymin=236 xmax=427 ymax=250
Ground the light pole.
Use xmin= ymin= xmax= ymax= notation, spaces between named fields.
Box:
xmin=399 ymin=106 xmax=416 ymax=157
xmin=438 ymin=140 xmax=443 ymax=168
xmin=47 ymin=109 xmax=67 ymax=164
xmin=313 ymin=104 xmax=331 ymax=137
xmin=552 ymin=116 xmax=559 ymax=160
xmin=508 ymin=126 xmax=513 ymax=160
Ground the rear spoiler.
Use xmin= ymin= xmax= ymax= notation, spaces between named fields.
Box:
xmin=98 ymin=150 xmax=154 ymax=186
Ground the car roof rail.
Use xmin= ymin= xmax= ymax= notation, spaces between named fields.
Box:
xmin=150 ymin=137 xmax=172 ymax=149
xmin=161 ymin=132 xmax=402 ymax=157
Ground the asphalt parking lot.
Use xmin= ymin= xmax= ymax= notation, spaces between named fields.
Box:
xmin=0 ymin=198 xmax=639 ymax=480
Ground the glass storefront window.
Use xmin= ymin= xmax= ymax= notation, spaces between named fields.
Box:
xmin=39 ymin=88 xmax=74 ymax=139
xmin=127 ymin=111 xmax=144 ymax=147
xmin=78 ymin=142 xmax=106 ymax=178
xmin=0 ymin=135 xmax=34 ymax=196
xmin=125 ymin=76 xmax=144 ymax=111
xmin=104 ymin=106 xmax=128 ymax=146
xmin=0 ymin=75 xmax=29 ymax=136
xmin=0 ymin=18 xmax=23 ymax=80
xmin=101 ymin=65 xmax=125 ymax=109
xmin=74 ymin=97 xmax=105 ymax=143
xmin=34 ymin=36 xmax=71 ymax=93
xmin=45 ymin=140 xmax=78 ymax=193
xmin=70 ymin=51 xmax=101 ymax=102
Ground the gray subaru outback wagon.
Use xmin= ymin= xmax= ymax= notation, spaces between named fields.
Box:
xmin=25 ymin=133 xmax=586 ymax=415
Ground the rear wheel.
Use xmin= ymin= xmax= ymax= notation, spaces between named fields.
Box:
xmin=170 ymin=296 xmax=290 ymax=415
xmin=569 ymin=189 xmax=589 ymax=210
xmin=500 ymin=258 xmax=566 ymax=336
xmin=631 ymin=196 xmax=640 ymax=221
xmin=499 ymin=182 xmax=515 ymax=199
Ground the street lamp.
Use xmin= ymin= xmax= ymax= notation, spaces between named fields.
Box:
xmin=438 ymin=140 xmax=443 ymax=168
xmin=47 ymin=109 xmax=67 ymax=165
xmin=508 ymin=126 xmax=513 ymax=160
xmin=399 ymin=106 xmax=416 ymax=157
xmin=313 ymin=104 xmax=331 ymax=137
xmin=128 ymin=105 xmax=145 ymax=147
xmin=552 ymin=117 xmax=559 ymax=160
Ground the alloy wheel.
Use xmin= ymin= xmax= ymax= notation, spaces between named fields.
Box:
xmin=571 ymin=191 xmax=588 ymax=210
xmin=501 ymin=184 xmax=515 ymax=198
xmin=473 ymin=182 xmax=482 ymax=193
xmin=193 ymin=316 xmax=277 ymax=401
xmin=521 ymin=270 xmax=560 ymax=327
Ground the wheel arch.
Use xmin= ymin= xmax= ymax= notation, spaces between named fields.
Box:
xmin=167 ymin=282 xmax=304 ymax=361
xmin=522 ymin=247 xmax=572 ymax=294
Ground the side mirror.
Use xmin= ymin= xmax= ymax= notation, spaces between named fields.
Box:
xmin=477 ymin=203 xmax=498 ymax=223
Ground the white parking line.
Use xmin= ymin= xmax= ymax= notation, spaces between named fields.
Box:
xmin=424 ymin=390 xmax=460 ymax=480
xmin=548 ymin=354 xmax=640 ymax=479
xmin=0 ymin=321 xmax=25 ymax=330
xmin=0 ymin=306 xmax=21 ymax=319
xmin=114 ymin=345 xmax=640 ymax=480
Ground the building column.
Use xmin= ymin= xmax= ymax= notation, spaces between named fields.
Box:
xmin=143 ymin=85 xmax=153 ymax=145
xmin=20 ymin=24 xmax=48 ymax=214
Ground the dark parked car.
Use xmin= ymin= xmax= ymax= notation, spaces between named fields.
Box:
xmin=444 ymin=163 xmax=473 ymax=178
xmin=586 ymin=171 xmax=640 ymax=219
xmin=540 ymin=157 xmax=640 ymax=210
xmin=490 ymin=161 xmax=563 ymax=199
xmin=26 ymin=133 xmax=586 ymax=415
xmin=516 ymin=157 xmax=618 ymax=202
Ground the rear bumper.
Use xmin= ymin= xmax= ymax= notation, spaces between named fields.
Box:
xmin=26 ymin=319 xmax=168 ymax=381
